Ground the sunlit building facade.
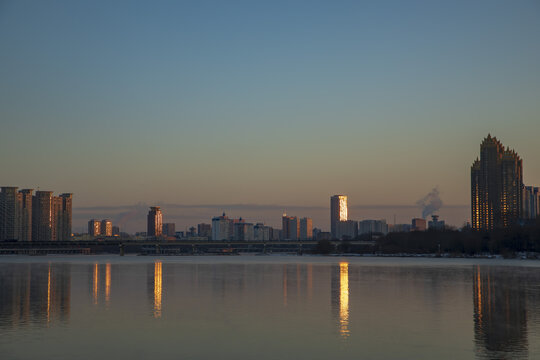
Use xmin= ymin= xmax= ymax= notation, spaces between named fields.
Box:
xmin=101 ymin=219 xmax=113 ymax=236
xmin=471 ymin=135 xmax=523 ymax=230
xmin=32 ymin=191 xmax=54 ymax=241
xmin=330 ymin=195 xmax=348 ymax=239
xmin=147 ymin=207 xmax=163 ymax=237
xmin=88 ymin=219 xmax=101 ymax=236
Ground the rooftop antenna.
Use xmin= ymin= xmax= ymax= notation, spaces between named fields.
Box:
xmin=393 ymin=214 xmax=396 ymax=226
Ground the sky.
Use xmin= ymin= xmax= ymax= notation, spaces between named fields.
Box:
xmin=1 ymin=0 xmax=539 ymax=232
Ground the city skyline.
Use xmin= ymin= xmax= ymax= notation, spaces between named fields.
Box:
xmin=1 ymin=1 xmax=539 ymax=225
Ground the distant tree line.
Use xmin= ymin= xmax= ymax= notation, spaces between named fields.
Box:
xmin=315 ymin=218 xmax=540 ymax=257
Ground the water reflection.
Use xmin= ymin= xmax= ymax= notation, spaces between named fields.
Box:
xmin=92 ymin=263 xmax=99 ymax=305
xmin=105 ymin=263 xmax=111 ymax=305
xmin=331 ymin=262 xmax=350 ymax=340
xmin=339 ymin=262 xmax=350 ymax=339
xmin=0 ymin=263 xmax=71 ymax=329
xmin=2 ymin=259 xmax=540 ymax=359
xmin=154 ymin=261 xmax=162 ymax=318
xmin=473 ymin=266 xmax=529 ymax=359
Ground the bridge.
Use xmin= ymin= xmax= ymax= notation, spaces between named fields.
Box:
xmin=0 ymin=239 xmax=376 ymax=255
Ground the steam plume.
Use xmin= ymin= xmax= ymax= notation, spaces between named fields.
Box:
xmin=416 ymin=188 xmax=443 ymax=218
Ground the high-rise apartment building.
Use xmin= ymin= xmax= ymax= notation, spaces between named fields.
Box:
xmin=58 ymin=193 xmax=72 ymax=241
xmin=523 ymin=186 xmax=540 ymax=220
xmin=147 ymin=207 xmax=163 ymax=237
xmin=101 ymin=219 xmax=113 ymax=236
xmin=0 ymin=187 xmax=19 ymax=241
xmin=233 ymin=222 xmax=254 ymax=241
xmin=162 ymin=223 xmax=176 ymax=237
xmin=198 ymin=223 xmax=212 ymax=239
xmin=18 ymin=189 xmax=33 ymax=241
xmin=88 ymin=219 xmax=101 ymax=236
xmin=212 ymin=213 xmax=230 ymax=240
xmin=299 ymin=217 xmax=313 ymax=240
xmin=282 ymin=214 xmax=299 ymax=240
xmin=330 ymin=195 xmax=348 ymax=239
xmin=359 ymin=219 xmax=388 ymax=235
xmin=337 ymin=220 xmax=358 ymax=239
xmin=32 ymin=191 xmax=54 ymax=241
xmin=253 ymin=223 xmax=271 ymax=241
xmin=471 ymin=135 xmax=523 ymax=230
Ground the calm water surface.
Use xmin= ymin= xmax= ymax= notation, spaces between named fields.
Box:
xmin=1 ymin=256 xmax=539 ymax=360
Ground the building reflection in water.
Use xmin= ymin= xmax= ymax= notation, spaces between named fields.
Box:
xmin=331 ymin=262 xmax=350 ymax=340
xmin=92 ymin=263 xmax=99 ymax=305
xmin=105 ymin=263 xmax=111 ymax=305
xmin=473 ymin=266 xmax=528 ymax=359
xmin=0 ymin=263 xmax=71 ymax=329
xmin=153 ymin=261 xmax=163 ymax=318
xmin=339 ymin=262 xmax=350 ymax=339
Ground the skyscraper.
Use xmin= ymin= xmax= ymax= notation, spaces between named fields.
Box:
xmin=299 ymin=217 xmax=313 ymax=240
xmin=471 ymin=135 xmax=523 ymax=230
xmin=88 ymin=219 xmax=101 ymax=236
xmin=32 ymin=191 xmax=54 ymax=241
xmin=198 ymin=223 xmax=212 ymax=238
xmin=147 ymin=207 xmax=163 ymax=237
xmin=101 ymin=219 xmax=113 ymax=236
xmin=212 ymin=213 xmax=230 ymax=241
xmin=330 ymin=195 xmax=348 ymax=239
xmin=18 ymin=189 xmax=33 ymax=241
xmin=0 ymin=187 xmax=19 ymax=241
xmin=282 ymin=214 xmax=299 ymax=240
xmin=522 ymin=186 xmax=539 ymax=220
xmin=58 ymin=193 xmax=72 ymax=241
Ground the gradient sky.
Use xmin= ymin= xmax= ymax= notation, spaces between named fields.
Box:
xmin=1 ymin=0 xmax=539 ymax=231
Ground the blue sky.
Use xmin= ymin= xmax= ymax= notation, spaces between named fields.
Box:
xmin=1 ymin=0 xmax=539 ymax=231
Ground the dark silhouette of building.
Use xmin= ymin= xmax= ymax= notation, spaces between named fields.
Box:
xmin=197 ymin=223 xmax=212 ymax=238
xmin=473 ymin=266 xmax=528 ymax=358
xmin=18 ymin=189 xmax=33 ymax=241
xmin=32 ymin=191 xmax=54 ymax=241
xmin=0 ymin=187 xmax=19 ymax=241
xmin=282 ymin=213 xmax=299 ymax=240
xmin=147 ymin=206 xmax=163 ymax=237
xmin=471 ymin=135 xmax=523 ymax=230
xmin=162 ymin=223 xmax=176 ymax=237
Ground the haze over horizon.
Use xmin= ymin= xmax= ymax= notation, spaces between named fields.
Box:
xmin=1 ymin=1 xmax=539 ymax=231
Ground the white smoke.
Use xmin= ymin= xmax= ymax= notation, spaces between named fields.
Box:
xmin=416 ymin=187 xmax=443 ymax=218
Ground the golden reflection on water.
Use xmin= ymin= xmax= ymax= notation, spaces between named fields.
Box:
xmin=105 ymin=263 xmax=111 ymax=305
xmin=47 ymin=264 xmax=51 ymax=324
xmin=476 ymin=265 xmax=482 ymax=327
xmin=339 ymin=262 xmax=349 ymax=339
xmin=154 ymin=261 xmax=162 ymax=318
xmin=93 ymin=264 xmax=99 ymax=305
